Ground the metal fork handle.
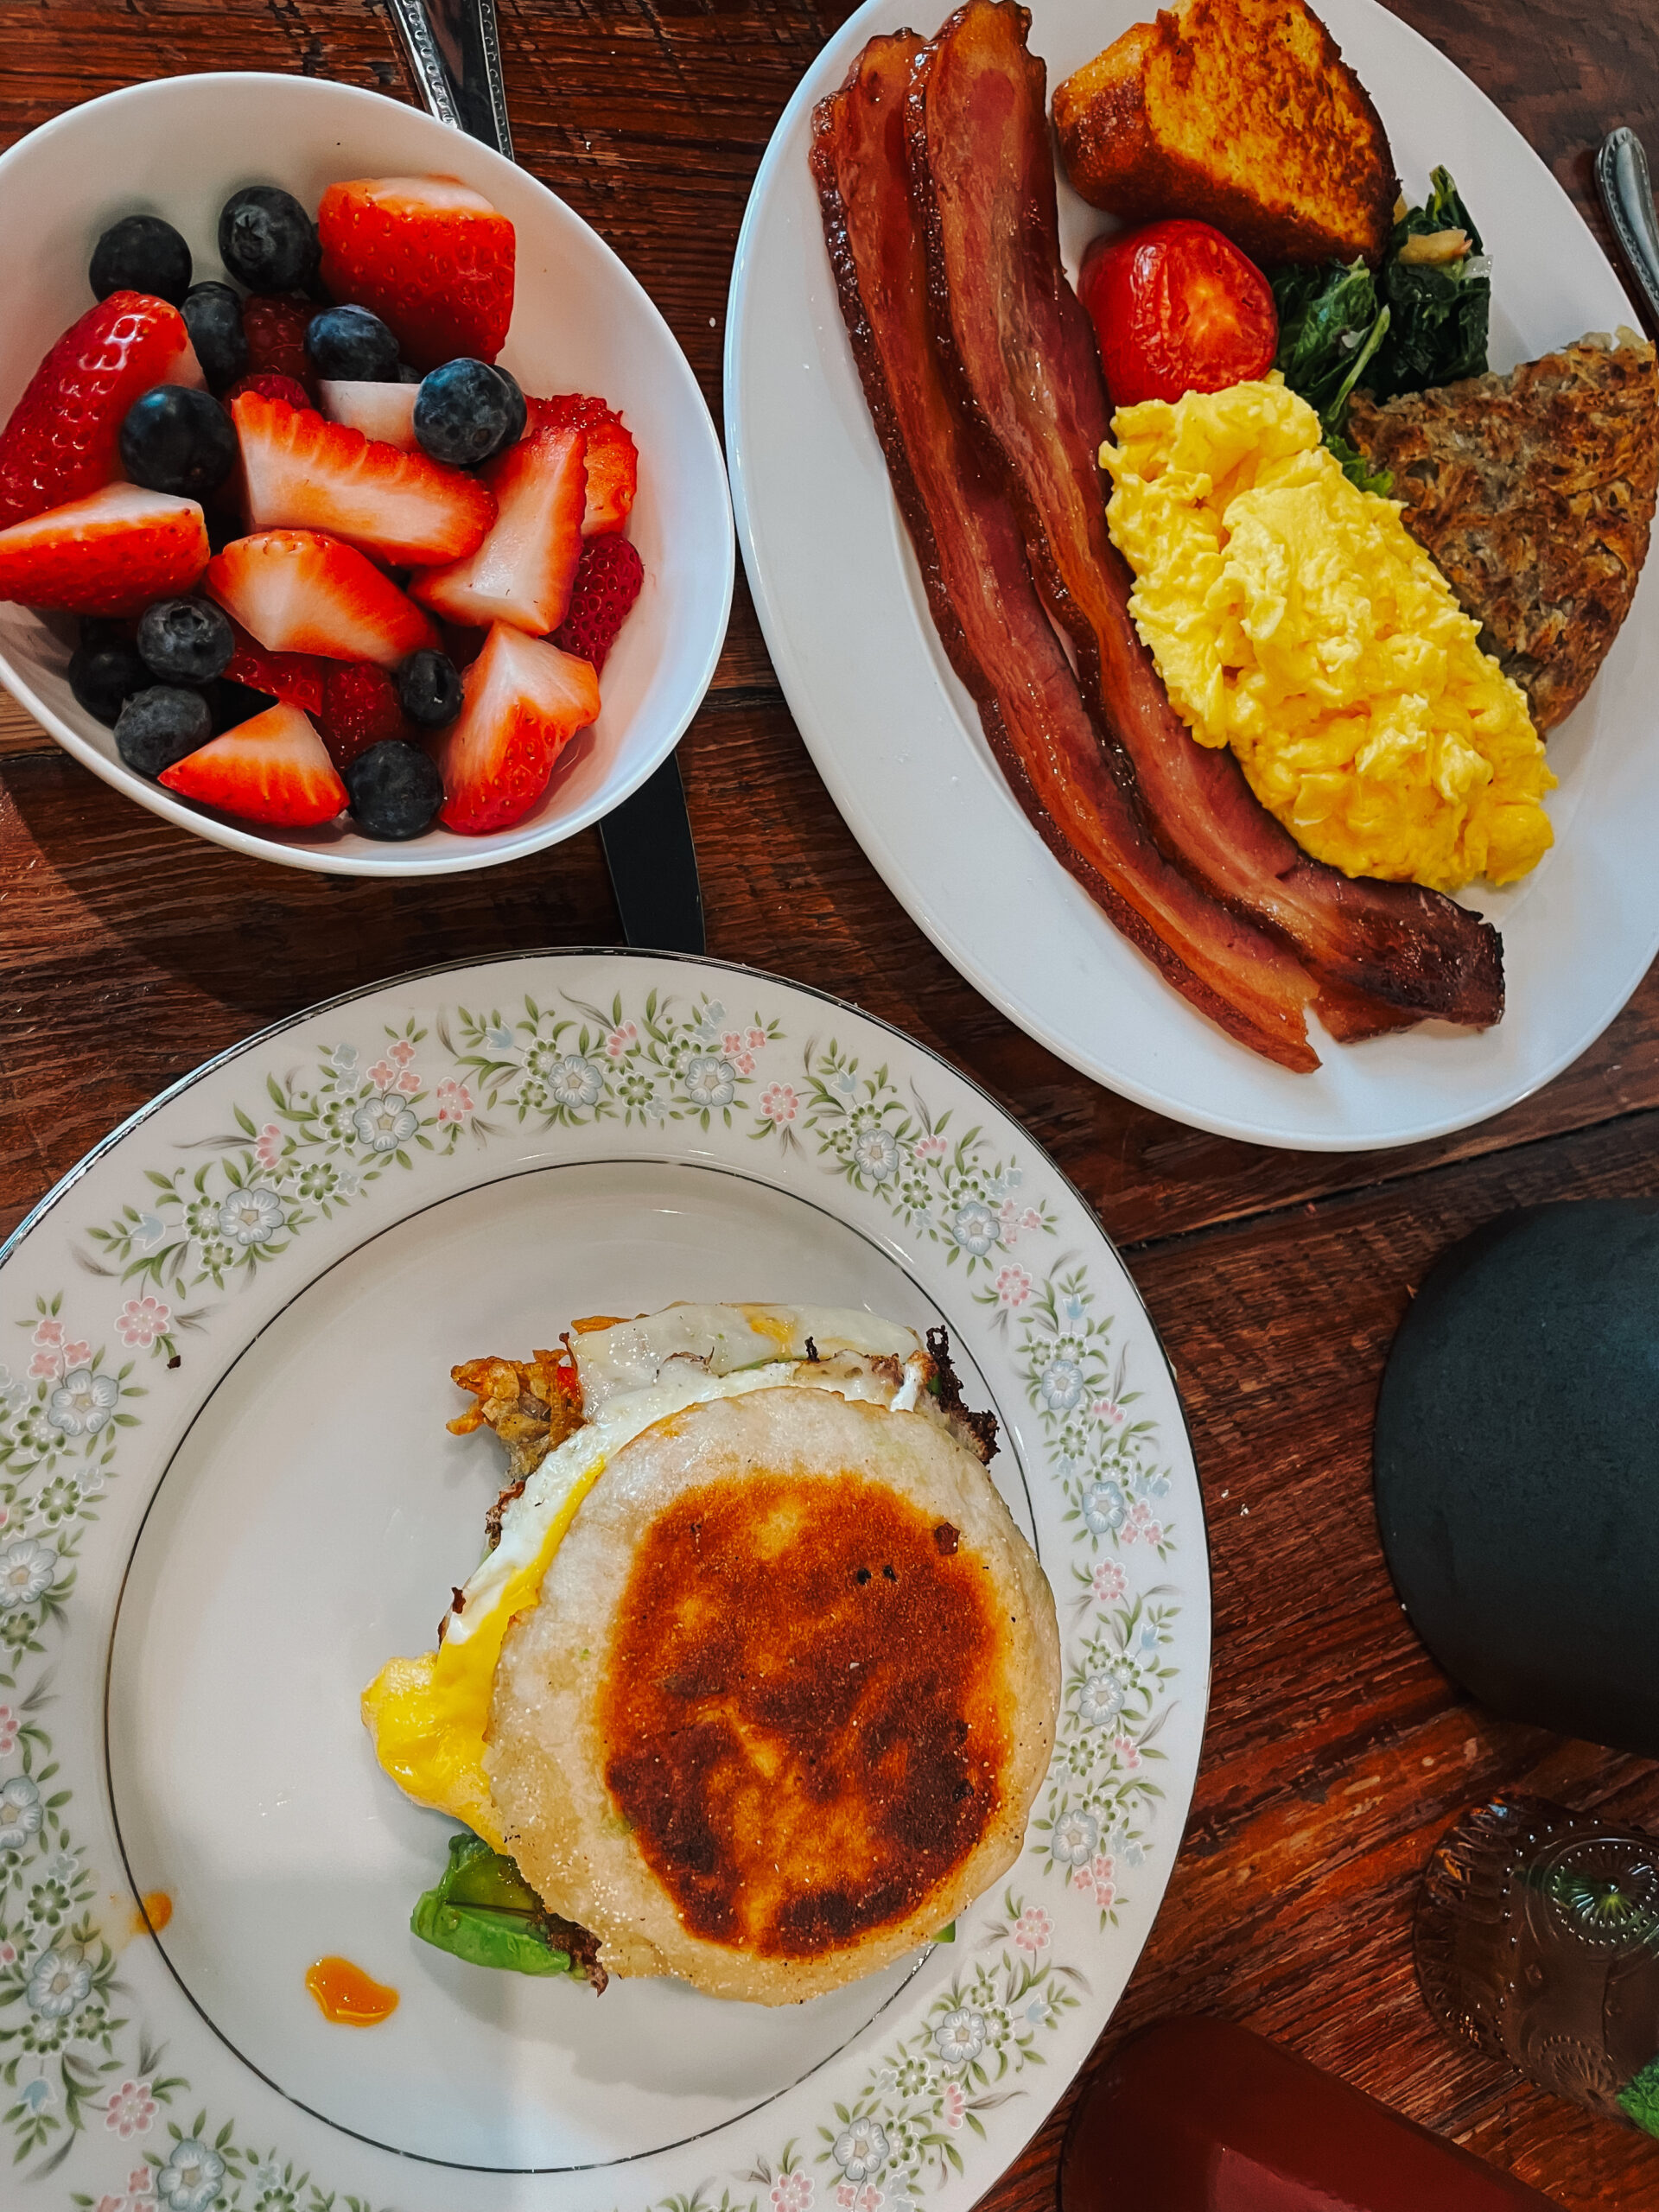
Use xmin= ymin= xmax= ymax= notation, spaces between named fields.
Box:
xmin=1597 ymin=128 xmax=1659 ymax=328
xmin=387 ymin=0 xmax=513 ymax=159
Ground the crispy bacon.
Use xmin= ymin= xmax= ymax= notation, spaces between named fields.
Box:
xmin=907 ymin=0 xmax=1503 ymax=1033
xmin=811 ymin=31 xmax=1320 ymax=1071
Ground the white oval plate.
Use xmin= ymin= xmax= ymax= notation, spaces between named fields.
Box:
xmin=725 ymin=0 xmax=1659 ymax=1150
xmin=0 ymin=73 xmax=734 ymax=877
xmin=0 ymin=950 xmax=1207 ymax=2212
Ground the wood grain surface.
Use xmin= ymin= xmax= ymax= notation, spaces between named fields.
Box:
xmin=3 ymin=0 xmax=1659 ymax=2205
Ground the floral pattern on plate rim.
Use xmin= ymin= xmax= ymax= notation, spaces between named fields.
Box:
xmin=0 ymin=979 xmax=1185 ymax=2212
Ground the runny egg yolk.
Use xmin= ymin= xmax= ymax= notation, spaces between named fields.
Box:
xmin=1101 ymin=377 xmax=1556 ymax=894
xmin=361 ymin=1448 xmax=608 ymax=1853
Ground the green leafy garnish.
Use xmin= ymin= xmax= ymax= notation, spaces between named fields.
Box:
xmin=1271 ymin=257 xmax=1386 ymax=422
xmin=1369 ymin=166 xmax=1491 ymax=401
xmin=410 ymin=1832 xmax=575 ymax=1977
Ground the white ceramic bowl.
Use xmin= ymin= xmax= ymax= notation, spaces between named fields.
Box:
xmin=0 ymin=72 xmax=734 ymax=875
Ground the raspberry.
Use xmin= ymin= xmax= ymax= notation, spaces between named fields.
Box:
xmin=315 ymin=661 xmax=416 ymax=770
xmin=242 ymin=295 xmax=317 ymax=394
xmin=551 ymin=537 xmax=643 ymax=674
xmin=225 ymin=372 xmax=314 ymax=412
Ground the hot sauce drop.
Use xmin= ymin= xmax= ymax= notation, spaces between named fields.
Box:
xmin=303 ymin=1956 xmax=399 ymax=2026
xmin=131 ymin=1891 xmax=172 ymax=1936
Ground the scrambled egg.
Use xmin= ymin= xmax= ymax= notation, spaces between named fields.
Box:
xmin=1101 ymin=377 xmax=1555 ymax=893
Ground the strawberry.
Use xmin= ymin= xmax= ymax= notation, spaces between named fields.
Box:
xmin=206 ymin=530 xmax=437 ymax=667
xmin=226 ymin=372 xmax=315 ymax=413
xmin=531 ymin=394 xmax=637 ymax=536
xmin=232 ymin=391 xmax=495 ymax=566
xmin=316 ymin=660 xmax=416 ymax=770
xmin=0 ymin=483 xmax=208 ymax=615
xmin=223 ymin=620 xmax=328 ymax=713
xmin=318 ymin=176 xmax=514 ymax=372
xmin=410 ymin=421 xmax=585 ymax=634
xmin=435 ymin=620 xmax=600 ymax=834
xmin=0 ymin=293 xmax=201 ymax=530
xmin=551 ymin=535 xmax=644 ymax=673
xmin=159 ymin=699 xmax=347 ymax=827
xmin=242 ymin=295 xmax=317 ymax=394
xmin=319 ymin=379 xmax=419 ymax=452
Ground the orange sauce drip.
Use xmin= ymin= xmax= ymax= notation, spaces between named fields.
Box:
xmin=132 ymin=1891 xmax=172 ymax=1936
xmin=304 ymin=1956 xmax=399 ymax=2026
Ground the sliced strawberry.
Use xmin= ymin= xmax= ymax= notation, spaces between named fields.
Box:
xmin=206 ymin=530 xmax=437 ymax=667
xmin=0 ymin=483 xmax=208 ymax=615
xmin=226 ymin=372 xmax=315 ymax=413
xmin=531 ymin=394 xmax=637 ymax=537
xmin=0 ymin=293 xmax=201 ymax=530
xmin=551 ymin=535 xmax=644 ymax=674
xmin=319 ymin=379 xmax=419 ymax=452
xmin=318 ymin=176 xmax=514 ymax=372
xmin=232 ymin=391 xmax=494 ymax=566
xmin=410 ymin=421 xmax=585 ymax=634
xmin=159 ymin=700 xmax=347 ymax=827
xmin=316 ymin=660 xmax=416 ymax=770
xmin=435 ymin=621 xmax=600 ymax=834
xmin=242 ymin=295 xmax=317 ymax=395
xmin=223 ymin=620 xmax=329 ymax=712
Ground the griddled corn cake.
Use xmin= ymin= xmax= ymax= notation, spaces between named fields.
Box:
xmin=1347 ymin=333 xmax=1659 ymax=733
xmin=1052 ymin=0 xmax=1398 ymax=265
xmin=364 ymin=1303 xmax=1060 ymax=2005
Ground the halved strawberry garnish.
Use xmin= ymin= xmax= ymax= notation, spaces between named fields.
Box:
xmin=233 ymin=391 xmax=495 ymax=566
xmin=551 ymin=535 xmax=644 ymax=674
xmin=223 ymin=620 xmax=329 ymax=712
xmin=435 ymin=620 xmax=600 ymax=834
xmin=0 ymin=293 xmax=201 ymax=530
xmin=316 ymin=660 xmax=416 ymax=770
xmin=320 ymin=380 xmax=419 ymax=453
xmin=159 ymin=699 xmax=347 ymax=827
xmin=410 ymin=420 xmax=585 ymax=634
xmin=226 ymin=372 xmax=315 ymax=413
xmin=206 ymin=530 xmax=437 ymax=667
xmin=0 ymin=483 xmax=208 ymax=615
xmin=242 ymin=296 xmax=317 ymax=395
xmin=318 ymin=176 xmax=514 ymax=372
xmin=531 ymin=394 xmax=637 ymax=537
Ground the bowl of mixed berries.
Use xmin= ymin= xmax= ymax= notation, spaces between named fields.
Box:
xmin=0 ymin=72 xmax=733 ymax=872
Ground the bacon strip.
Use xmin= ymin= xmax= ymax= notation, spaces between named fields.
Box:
xmin=811 ymin=32 xmax=1319 ymax=1071
xmin=908 ymin=0 xmax=1503 ymax=1033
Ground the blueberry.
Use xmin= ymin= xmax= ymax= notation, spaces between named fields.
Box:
xmin=137 ymin=598 xmax=234 ymax=683
xmin=345 ymin=740 xmax=445 ymax=840
xmin=397 ymin=362 xmax=423 ymax=385
xmin=68 ymin=637 xmax=149 ymax=726
xmin=413 ymin=359 xmax=527 ymax=467
xmin=182 ymin=282 xmax=247 ymax=391
xmin=118 ymin=386 xmax=237 ymax=499
xmin=306 ymin=305 xmax=400 ymax=384
xmin=396 ymin=648 xmax=463 ymax=729
xmin=90 ymin=214 xmax=192 ymax=306
xmin=113 ymin=685 xmax=213 ymax=778
xmin=217 ymin=186 xmax=319 ymax=295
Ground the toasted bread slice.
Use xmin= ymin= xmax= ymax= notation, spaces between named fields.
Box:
xmin=1347 ymin=333 xmax=1659 ymax=733
xmin=1052 ymin=0 xmax=1398 ymax=265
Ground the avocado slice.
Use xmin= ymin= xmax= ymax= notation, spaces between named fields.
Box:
xmin=410 ymin=1833 xmax=575 ymax=1977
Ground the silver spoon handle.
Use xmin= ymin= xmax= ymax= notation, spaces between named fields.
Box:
xmin=1597 ymin=127 xmax=1659 ymax=327
xmin=386 ymin=0 xmax=513 ymax=160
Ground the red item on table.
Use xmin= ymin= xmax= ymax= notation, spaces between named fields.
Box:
xmin=1059 ymin=2016 xmax=1563 ymax=2210
xmin=1077 ymin=219 xmax=1277 ymax=408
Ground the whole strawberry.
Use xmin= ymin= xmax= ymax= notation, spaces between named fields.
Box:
xmin=551 ymin=536 xmax=643 ymax=673
xmin=316 ymin=660 xmax=417 ymax=771
xmin=0 ymin=292 xmax=199 ymax=530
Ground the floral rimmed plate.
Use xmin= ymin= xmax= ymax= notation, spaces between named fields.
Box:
xmin=0 ymin=951 xmax=1209 ymax=2212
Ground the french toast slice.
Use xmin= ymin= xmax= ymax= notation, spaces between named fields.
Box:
xmin=1052 ymin=0 xmax=1398 ymax=265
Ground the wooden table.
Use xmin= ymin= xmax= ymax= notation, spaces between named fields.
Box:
xmin=3 ymin=0 xmax=1658 ymax=2203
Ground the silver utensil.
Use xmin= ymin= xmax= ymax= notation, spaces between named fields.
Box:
xmin=1596 ymin=127 xmax=1659 ymax=328
xmin=386 ymin=0 xmax=707 ymax=955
